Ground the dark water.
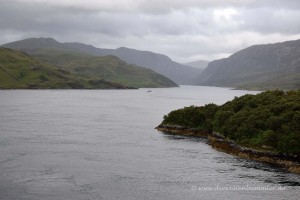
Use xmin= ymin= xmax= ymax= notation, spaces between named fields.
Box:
xmin=0 ymin=86 xmax=299 ymax=200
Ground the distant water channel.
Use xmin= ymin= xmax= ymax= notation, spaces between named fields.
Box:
xmin=0 ymin=86 xmax=299 ymax=200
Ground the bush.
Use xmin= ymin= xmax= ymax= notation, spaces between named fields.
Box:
xmin=161 ymin=90 xmax=300 ymax=154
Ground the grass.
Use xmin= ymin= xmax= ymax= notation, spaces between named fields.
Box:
xmin=0 ymin=48 xmax=132 ymax=89
xmin=32 ymin=48 xmax=178 ymax=88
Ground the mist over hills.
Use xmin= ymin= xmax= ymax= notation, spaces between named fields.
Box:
xmin=3 ymin=38 xmax=202 ymax=84
xmin=184 ymin=60 xmax=209 ymax=70
xmin=195 ymin=39 xmax=300 ymax=90
xmin=3 ymin=37 xmax=300 ymax=90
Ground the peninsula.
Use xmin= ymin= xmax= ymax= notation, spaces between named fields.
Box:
xmin=156 ymin=90 xmax=300 ymax=173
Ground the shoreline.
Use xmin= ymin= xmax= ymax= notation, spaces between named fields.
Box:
xmin=155 ymin=125 xmax=300 ymax=174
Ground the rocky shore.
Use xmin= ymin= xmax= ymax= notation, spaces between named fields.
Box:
xmin=155 ymin=124 xmax=300 ymax=174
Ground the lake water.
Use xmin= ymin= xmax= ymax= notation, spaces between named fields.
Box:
xmin=0 ymin=86 xmax=299 ymax=200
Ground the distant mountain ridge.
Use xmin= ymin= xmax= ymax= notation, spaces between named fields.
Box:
xmin=184 ymin=60 xmax=209 ymax=70
xmin=2 ymin=37 xmax=202 ymax=84
xmin=32 ymin=49 xmax=177 ymax=88
xmin=0 ymin=46 xmax=177 ymax=89
xmin=195 ymin=39 xmax=300 ymax=90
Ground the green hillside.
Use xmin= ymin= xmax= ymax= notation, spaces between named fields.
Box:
xmin=32 ymin=49 xmax=177 ymax=88
xmin=236 ymin=71 xmax=300 ymax=91
xmin=0 ymin=48 xmax=131 ymax=89
xmin=2 ymin=37 xmax=202 ymax=85
xmin=196 ymin=39 xmax=300 ymax=90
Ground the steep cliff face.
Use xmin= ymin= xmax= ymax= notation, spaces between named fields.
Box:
xmin=196 ymin=39 xmax=300 ymax=90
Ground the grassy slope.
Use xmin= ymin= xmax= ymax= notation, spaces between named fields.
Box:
xmin=32 ymin=49 xmax=178 ymax=88
xmin=215 ymin=67 xmax=300 ymax=91
xmin=0 ymin=48 xmax=131 ymax=89
xmin=235 ymin=72 xmax=300 ymax=91
xmin=196 ymin=40 xmax=300 ymax=91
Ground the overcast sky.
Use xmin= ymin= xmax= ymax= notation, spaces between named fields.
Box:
xmin=1 ymin=0 xmax=300 ymax=62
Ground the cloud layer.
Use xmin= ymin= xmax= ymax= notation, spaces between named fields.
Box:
xmin=1 ymin=0 xmax=300 ymax=62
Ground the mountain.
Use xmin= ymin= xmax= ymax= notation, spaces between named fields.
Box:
xmin=184 ymin=60 xmax=209 ymax=70
xmin=0 ymin=48 xmax=132 ymax=89
xmin=106 ymin=47 xmax=202 ymax=84
xmin=31 ymin=49 xmax=177 ymax=88
xmin=195 ymin=39 xmax=300 ymax=90
xmin=2 ymin=37 xmax=202 ymax=84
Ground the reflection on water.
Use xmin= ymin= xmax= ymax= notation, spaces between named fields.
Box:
xmin=0 ymin=86 xmax=299 ymax=200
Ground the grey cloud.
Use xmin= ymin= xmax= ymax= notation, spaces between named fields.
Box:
xmin=1 ymin=0 xmax=300 ymax=62
xmin=2 ymin=1 xmax=299 ymax=36
xmin=239 ymin=8 xmax=300 ymax=34
xmin=12 ymin=0 xmax=300 ymax=12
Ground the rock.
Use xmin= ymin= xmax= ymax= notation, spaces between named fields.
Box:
xmin=155 ymin=124 xmax=300 ymax=174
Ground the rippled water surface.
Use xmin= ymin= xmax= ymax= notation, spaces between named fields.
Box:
xmin=0 ymin=86 xmax=299 ymax=200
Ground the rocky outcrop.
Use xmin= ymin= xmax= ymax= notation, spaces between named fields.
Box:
xmin=156 ymin=124 xmax=300 ymax=174
xmin=155 ymin=124 xmax=210 ymax=137
xmin=209 ymin=135 xmax=300 ymax=174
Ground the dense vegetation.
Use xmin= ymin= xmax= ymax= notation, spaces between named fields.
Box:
xmin=161 ymin=90 xmax=300 ymax=154
xmin=0 ymin=48 xmax=131 ymax=89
